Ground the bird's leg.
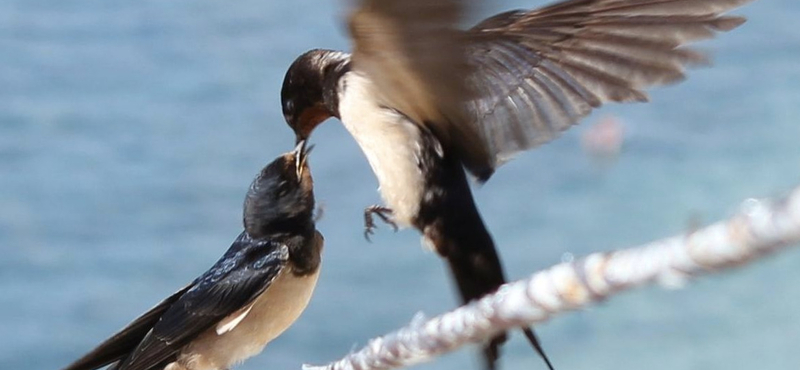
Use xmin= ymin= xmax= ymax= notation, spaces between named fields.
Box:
xmin=363 ymin=205 xmax=398 ymax=241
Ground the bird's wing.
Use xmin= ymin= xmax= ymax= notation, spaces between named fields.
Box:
xmin=348 ymin=0 xmax=751 ymax=180
xmin=464 ymin=0 xmax=751 ymax=174
xmin=61 ymin=285 xmax=192 ymax=370
xmin=347 ymin=0 xmax=494 ymax=178
xmin=116 ymin=232 xmax=289 ymax=370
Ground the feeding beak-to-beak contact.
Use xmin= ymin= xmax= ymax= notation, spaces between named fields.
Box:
xmin=293 ymin=140 xmax=314 ymax=179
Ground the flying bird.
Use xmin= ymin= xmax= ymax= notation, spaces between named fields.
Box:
xmin=280 ymin=0 xmax=753 ymax=368
xmin=63 ymin=144 xmax=322 ymax=370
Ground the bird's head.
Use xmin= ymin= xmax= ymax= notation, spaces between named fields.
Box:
xmin=244 ymin=141 xmax=315 ymax=239
xmin=281 ymin=49 xmax=350 ymax=144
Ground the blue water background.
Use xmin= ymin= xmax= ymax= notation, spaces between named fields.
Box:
xmin=1 ymin=1 xmax=799 ymax=369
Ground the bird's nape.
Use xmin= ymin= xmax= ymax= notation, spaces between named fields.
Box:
xmin=243 ymin=147 xmax=316 ymax=240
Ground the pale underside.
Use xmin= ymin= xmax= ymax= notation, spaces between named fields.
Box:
xmin=337 ymin=71 xmax=428 ymax=228
xmin=164 ymin=264 xmax=321 ymax=370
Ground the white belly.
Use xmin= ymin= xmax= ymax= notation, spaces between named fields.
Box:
xmin=174 ymin=264 xmax=320 ymax=370
xmin=337 ymin=72 xmax=425 ymax=227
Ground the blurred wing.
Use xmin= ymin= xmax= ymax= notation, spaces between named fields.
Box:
xmin=118 ymin=233 xmax=289 ymax=370
xmin=348 ymin=0 xmax=494 ymax=178
xmin=464 ymin=0 xmax=752 ymax=172
xmin=62 ymin=286 xmax=191 ymax=370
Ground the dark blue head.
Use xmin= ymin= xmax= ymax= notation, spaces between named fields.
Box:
xmin=244 ymin=142 xmax=315 ymax=239
xmin=280 ymin=49 xmax=350 ymax=143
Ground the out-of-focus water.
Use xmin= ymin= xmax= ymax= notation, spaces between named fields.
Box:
xmin=1 ymin=1 xmax=799 ymax=369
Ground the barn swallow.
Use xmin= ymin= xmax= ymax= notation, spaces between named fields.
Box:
xmin=279 ymin=0 xmax=753 ymax=368
xmin=63 ymin=143 xmax=322 ymax=370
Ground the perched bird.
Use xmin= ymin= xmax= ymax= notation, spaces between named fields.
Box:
xmin=63 ymin=143 xmax=322 ymax=370
xmin=280 ymin=0 xmax=753 ymax=368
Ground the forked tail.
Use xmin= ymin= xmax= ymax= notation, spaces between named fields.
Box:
xmin=419 ymin=158 xmax=553 ymax=370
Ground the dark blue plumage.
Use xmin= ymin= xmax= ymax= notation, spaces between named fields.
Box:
xmin=64 ymin=144 xmax=322 ymax=370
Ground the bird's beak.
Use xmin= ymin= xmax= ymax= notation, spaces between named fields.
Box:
xmin=293 ymin=140 xmax=313 ymax=179
xmin=294 ymin=140 xmax=306 ymax=179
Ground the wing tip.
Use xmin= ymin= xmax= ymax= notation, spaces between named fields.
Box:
xmin=610 ymin=89 xmax=649 ymax=104
xmin=61 ymin=356 xmax=112 ymax=370
xmin=713 ymin=16 xmax=748 ymax=32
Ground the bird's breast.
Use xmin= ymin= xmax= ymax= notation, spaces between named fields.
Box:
xmin=178 ymin=263 xmax=321 ymax=370
xmin=338 ymin=72 xmax=427 ymax=227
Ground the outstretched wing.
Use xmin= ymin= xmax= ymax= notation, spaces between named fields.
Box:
xmin=62 ymin=286 xmax=191 ymax=370
xmin=112 ymin=232 xmax=287 ymax=370
xmin=347 ymin=0 xmax=752 ymax=180
xmin=463 ymin=0 xmax=752 ymax=173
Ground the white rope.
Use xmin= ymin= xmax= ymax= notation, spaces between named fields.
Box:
xmin=303 ymin=185 xmax=800 ymax=370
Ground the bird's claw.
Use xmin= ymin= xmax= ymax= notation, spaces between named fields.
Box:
xmin=363 ymin=205 xmax=397 ymax=241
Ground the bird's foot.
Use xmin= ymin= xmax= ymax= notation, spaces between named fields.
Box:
xmin=363 ymin=205 xmax=398 ymax=241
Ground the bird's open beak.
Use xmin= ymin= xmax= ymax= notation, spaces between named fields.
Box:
xmin=293 ymin=140 xmax=313 ymax=179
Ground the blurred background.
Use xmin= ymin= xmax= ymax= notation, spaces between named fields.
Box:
xmin=2 ymin=1 xmax=800 ymax=369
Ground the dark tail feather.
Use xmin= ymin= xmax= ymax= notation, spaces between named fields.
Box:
xmin=482 ymin=330 xmax=554 ymax=370
xmin=420 ymin=154 xmax=554 ymax=369
xmin=482 ymin=340 xmax=500 ymax=370
xmin=62 ymin=285 xmax=190 ymax=370
xmin=441 ymin=229 xmax=557 ymax=370
xmin=442 ymin=244 xmax=508 ymax=370
xmin=429 ymin=196 xmax=554 ymax=369
xmin=523 ymin=327 xmax=555 ymax=370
